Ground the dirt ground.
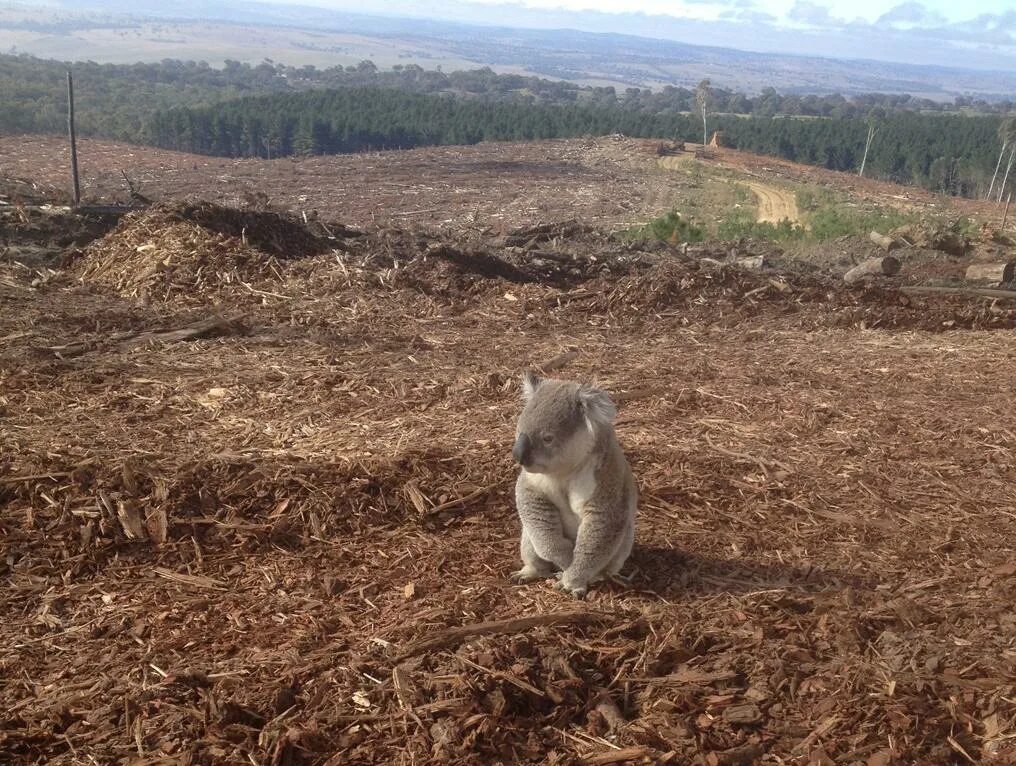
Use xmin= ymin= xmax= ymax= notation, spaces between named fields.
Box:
xmin=741 ymin=182 xmax=800 ymax=225
xmin=4 ymin=142 xmax=1016 ymax=766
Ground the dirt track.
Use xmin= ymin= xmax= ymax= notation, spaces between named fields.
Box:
xmin=4 ymin=197 xmax=1016 ymax=765
xmin=743 ymin=181 xmax=800 ymax=224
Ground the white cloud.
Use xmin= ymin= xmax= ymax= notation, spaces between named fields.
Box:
xmin=787 ymin=0 xmax=843 ymax=27
xmin=877 ymin=1 xmax=945 ymax=27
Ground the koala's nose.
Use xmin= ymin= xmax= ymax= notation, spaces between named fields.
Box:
xmin=512 ymin=433 xmax=532 ymax=466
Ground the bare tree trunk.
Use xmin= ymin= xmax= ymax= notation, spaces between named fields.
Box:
xmin=67 ymin=70 xmax=80 ymax=205
xmin=859 ymin=125 xmax=876 ymax=178
xmin=998 ymin=145 xmax=1016 ymax=204
xmin=987 ymin=140 xmax=1007 ymax=200
xmin=701 ymin=105 xmax=707 ymax=147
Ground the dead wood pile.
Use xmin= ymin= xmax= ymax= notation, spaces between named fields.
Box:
xmin=498 ymin=220 xmax=599 ymax=248
xmin=71 ymin=202 xmax=333 ymax=302
xmin=891 ymin=221 xmax=971 ymax=256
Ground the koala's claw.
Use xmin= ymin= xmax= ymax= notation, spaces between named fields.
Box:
xmin=511 ymin=567 xmax=552 ymax=584
xmin=609 ymin=571 xmax=635 ymax=587
xmin=552 ymin=576 xmax=588 ymax=600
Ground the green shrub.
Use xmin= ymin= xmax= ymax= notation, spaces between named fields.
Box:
xmin=624 ymin=211 xmax=705 ymax=244
xmin=717 ymin=211 xmax=806 ymax=242
xmin=808 ymin=206 xmax=916 ymax=239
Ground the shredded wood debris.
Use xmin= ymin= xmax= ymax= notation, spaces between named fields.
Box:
xmin=3 ymin=197 xmax=1016 ymax=766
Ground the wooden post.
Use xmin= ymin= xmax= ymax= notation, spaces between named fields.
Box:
xmin=67 ymin=70 xmax=80 ymax=205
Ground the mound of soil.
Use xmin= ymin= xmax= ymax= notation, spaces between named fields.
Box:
xmin=72 ymin=202 xmax=330 ymax=302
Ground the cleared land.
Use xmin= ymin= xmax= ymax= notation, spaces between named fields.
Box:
xmin=0 ymin=135 xmax=669 ymax=233
xmin=4 ymin=134 xmax=1007 ymax=234
xmin=3 ymin=138 xmax=1016 ymax=765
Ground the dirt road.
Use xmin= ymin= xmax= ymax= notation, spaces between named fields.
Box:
xmin=657 ymin=151 xmax=801 ymax=225
xmin=744 ymin=180 xmax=800 ymax=224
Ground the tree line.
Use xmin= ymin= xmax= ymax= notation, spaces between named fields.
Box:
xmin=142 ymin=87 xmax=1010 ymax=199
xmin=2 ymin=52 xmax=1013 ymax=142
xmin=2 ymin=54 xmax=1013 ymax=199
xmin=142 ymin=88 xmax=681 ymax=156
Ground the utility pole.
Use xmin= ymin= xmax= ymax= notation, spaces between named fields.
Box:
xmin=67 ymin=70 xmax=80 ymax=205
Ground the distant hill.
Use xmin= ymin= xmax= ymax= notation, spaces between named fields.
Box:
xmin=2 ymin=1 xmax=1016 ymax=99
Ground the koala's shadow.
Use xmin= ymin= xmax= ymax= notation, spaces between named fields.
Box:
xmin=626 ymin=544 xmax=871 ymax=599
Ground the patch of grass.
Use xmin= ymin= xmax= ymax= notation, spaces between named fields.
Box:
xmin=795 ymin=187 xmax=835 ymax=213
xmin=623 ymin=210 xmax=705 ymax=244
xmin=718 ymin=183 xmax=921 ymax=244
xmin=717 ymin=207 xmax=806 ymax=242
xmin=807 ymin=205 xmax=918 ymax=239
xmin=731 ymin=183 xmax=752 ymax=204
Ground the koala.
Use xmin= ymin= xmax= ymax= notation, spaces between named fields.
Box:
xmin=510 ymin=371 xmax=637 ymax=599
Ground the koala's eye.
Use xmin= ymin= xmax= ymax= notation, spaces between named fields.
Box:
xmin=541 ymin=433 xmax=554 ymax=444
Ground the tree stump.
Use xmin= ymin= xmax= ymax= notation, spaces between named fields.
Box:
xmin=844 ymin=256 xmax=901 ymax=284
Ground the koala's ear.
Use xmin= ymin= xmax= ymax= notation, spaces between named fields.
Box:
xmin=521 ymin=370 xmax=542 ymax=400
xmin=579 ymin=384 xmax=617 ymax=426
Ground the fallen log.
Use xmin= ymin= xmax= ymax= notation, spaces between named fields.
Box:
xmin=869 ymin=231 xmax=900 ymax=252
xmin=901 ymin=286 xmax=1016 ymax=300
xmin=118 ymin=316 xmax=243 ymax=350
xmin=965 ymin=262 xmax=1014 ymax=284
xmin=844 ymin=256 xmax=901 ymax=284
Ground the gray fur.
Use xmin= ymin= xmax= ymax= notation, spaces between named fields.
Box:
xmin=510 ymin=373 xmax=638 ymax=598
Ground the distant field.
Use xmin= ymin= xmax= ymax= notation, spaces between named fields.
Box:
xmin=0 ymin=23 xmax=501 ymax=73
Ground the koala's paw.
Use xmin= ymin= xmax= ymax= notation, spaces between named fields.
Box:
xmin=552 ymin=572 xmax=588 ymax=600
xmin=511 ymin=566 xmax=552 ymax=584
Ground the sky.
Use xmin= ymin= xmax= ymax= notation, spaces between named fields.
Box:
xmin=269 ymin=0 xmax=1016 ymax=28
xmin=458 ymin=0 xmax=1012 ymax=24
xmin=259 ymin=0 xmax=1016 ymax=69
